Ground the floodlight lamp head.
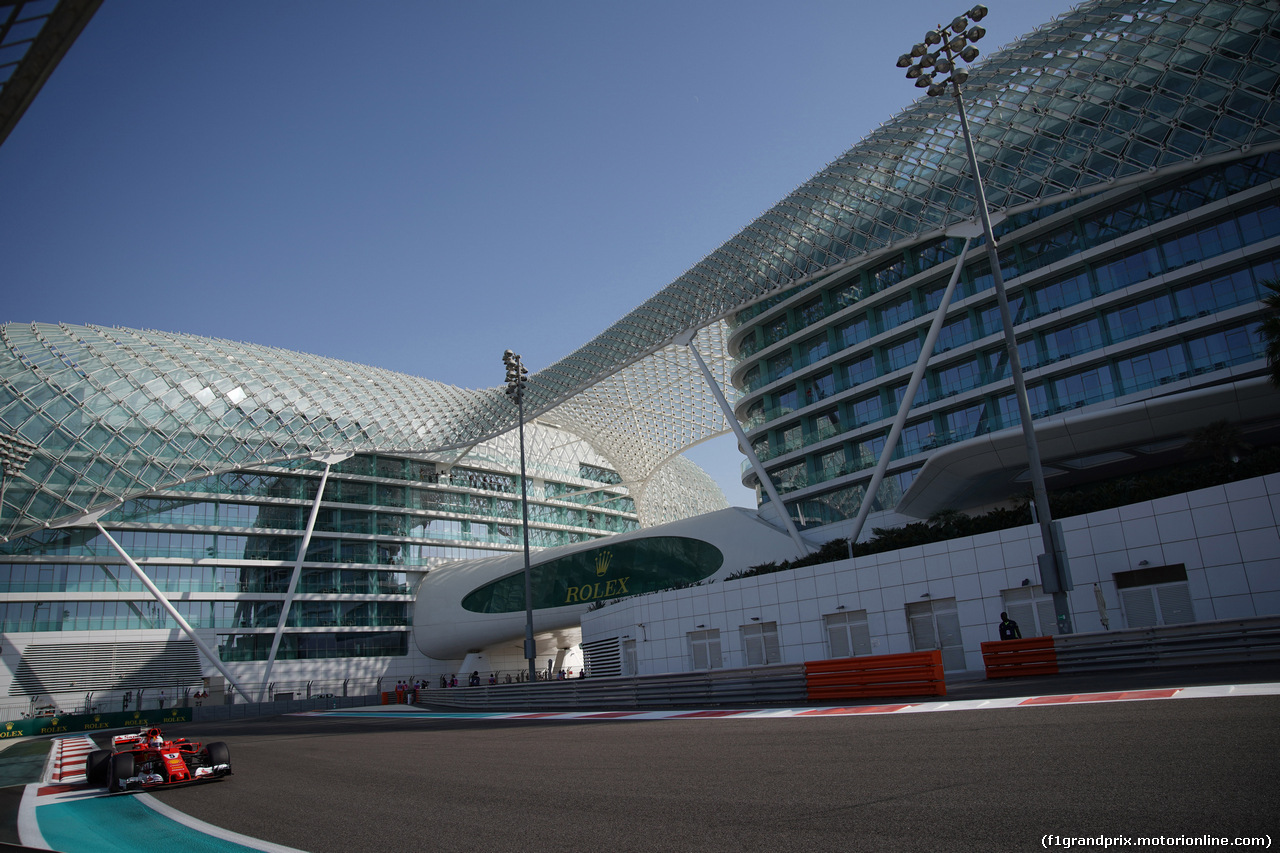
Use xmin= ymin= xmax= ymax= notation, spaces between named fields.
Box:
xmin=967 ymin=25 xmax=985 ymax=41
xmin=905 ymin=64 xmax=923 ymax=79
xmin=918 ymin=52 xmax=936 ymax=68
xmin=896 ymin=53 xmax=914 ymax=68
xmin=503 ymin=349 xmax=515 ymax=361
xmin=910 ymin=42 xmax=927 ymax=57
xmin=934 ymin=56 xmax=953 ymax=73
xmin=968 ymin=4 xmax=988 ymax=21
xmin=951 ymin=15 xmax=968 ymax=33
xmin=960 ymin=44 xmax=980 ymax=62
xmin=927 ymin=82 xmax=948 ymax=97
xmin=914 ymin=74 xmax=934 ymax=88
xmin=952 ymin=67 xmax=970 ymax=84
xmin=948 ymin=35 xmax=967 ymax=52
xmin=925 ymin=29 xmax=942 ymax=45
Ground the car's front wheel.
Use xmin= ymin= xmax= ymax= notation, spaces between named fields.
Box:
xmin=108 ymin=752 xmax=135 ymax=793
xmin=204 ymin=741 xmax=230 ymax=774
xmin=86 ymin=749 xmax=111 ymax=787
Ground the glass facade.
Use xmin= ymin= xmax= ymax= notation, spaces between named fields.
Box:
xmin=731 ymin=153 xmax=1280 ymax=529
xmin=0 ymin=449 xmax=640 ymax=661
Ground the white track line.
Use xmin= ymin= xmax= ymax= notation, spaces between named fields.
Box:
xmin=136 ymin=793 xmax=311 ymax=853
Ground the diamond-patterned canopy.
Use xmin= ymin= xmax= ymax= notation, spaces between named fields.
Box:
xmin=3 ymin=0 xmax=1277 ymax=540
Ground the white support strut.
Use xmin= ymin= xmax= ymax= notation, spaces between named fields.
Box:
xmin=257 ymin=452 xmax=352 ymax=701
xmin=91 ymin=520 xmax=252 ymax=700
xmin=846 ymin=234 xmax=974 ymax=546
xmin=681 ymin=335 xmax=809 ymax=555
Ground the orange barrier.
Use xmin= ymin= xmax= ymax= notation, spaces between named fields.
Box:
xmin=804 ymin=650 xmax=945 ymax=700
xmin=980 ymin=636 xmax=1058 ymax=678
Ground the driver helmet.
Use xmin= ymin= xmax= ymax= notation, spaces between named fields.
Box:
xmin=147 ymin=727 xmax=163 ymax=748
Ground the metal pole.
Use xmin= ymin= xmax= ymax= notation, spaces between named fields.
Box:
xmin=951 ymin=83 xmax=1072 ymax=632
xmin=518 ymin=394 xmax=537 ymax=684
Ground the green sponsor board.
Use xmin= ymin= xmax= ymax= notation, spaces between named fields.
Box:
xmin=461 ymin=536 xmax=723 ymax=613
xmin=0 ymin=708 xmax=192 ymax=740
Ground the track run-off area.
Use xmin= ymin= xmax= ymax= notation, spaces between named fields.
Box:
xmin=8 ymin=680 xmax=1280 ymax=853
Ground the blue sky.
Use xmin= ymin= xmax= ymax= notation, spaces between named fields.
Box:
xmin=0 ymin=0 xmax=1066 ymax=506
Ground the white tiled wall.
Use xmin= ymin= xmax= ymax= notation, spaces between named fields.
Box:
xmin=581 ymin=473 xmax=1280 ymax=674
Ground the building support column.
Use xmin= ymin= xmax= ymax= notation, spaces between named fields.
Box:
xmin=89 ymin=518 xmax=252 ymax=700
xmin=846 ymin=234 xmax=975 ymax=547
xmin=258 ymin=452 xmax=352 ymax=702
xmin=679 ymin=331 xmax=809 ymax=555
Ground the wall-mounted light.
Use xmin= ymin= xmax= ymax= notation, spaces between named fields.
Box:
xmin=750 ymin=617 xmax=760 ymax=622
xmin=1021 ymin=578 xmax=1031 ymax=587
xmin=921 ymin=593 xmax=931 ymax=598
xmin=1139 ymin=560 xmax=1150 ymax=566
xmin=836 ymin=605 xmax=845 ymax=610
xmin=696 ymin=624 xmax=705 ymax=629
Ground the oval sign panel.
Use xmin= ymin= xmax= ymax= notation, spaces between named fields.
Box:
xmin=461 ymin=536 xmax=724 ymax=614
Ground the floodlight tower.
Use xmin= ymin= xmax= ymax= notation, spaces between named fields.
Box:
xmin=502 ymin=349 xmax=539 ymax=682
xmin=897 ymin=5 xmax=1073 ymax=632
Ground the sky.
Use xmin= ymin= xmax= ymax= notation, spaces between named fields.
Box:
xmin=0 ymin=0 xmax=1068 ymax=507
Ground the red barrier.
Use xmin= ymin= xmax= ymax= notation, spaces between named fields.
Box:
xmin=980 ymin=636 xmax=1058 ymax=678
xmin=804 ymin=650 xmax=945 ymax=700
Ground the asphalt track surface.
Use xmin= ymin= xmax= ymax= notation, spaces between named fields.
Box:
xmin=126 ymin=681 xmax=1276 ymax=853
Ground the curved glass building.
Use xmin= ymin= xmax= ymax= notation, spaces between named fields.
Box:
xmin=3 ymin=0 xmax=1280 ymax=703
xmin=733 ymin=150 xmax=1280 ymax=530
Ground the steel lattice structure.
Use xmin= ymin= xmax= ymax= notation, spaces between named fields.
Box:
xmin=2 ymin=0 xmax=1278 ymax=541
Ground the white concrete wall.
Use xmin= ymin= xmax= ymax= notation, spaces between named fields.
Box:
xmin=582 ymin=473 xmax=1280 ymax=674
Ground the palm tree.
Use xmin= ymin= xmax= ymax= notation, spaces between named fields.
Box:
xmin=1261 ymin=280 xmax=1280 ymax=388
xmin=927 ymin=508 xmax=968 ymax=537
xmin=1187 ymin=419 xmax=1249 ymax=466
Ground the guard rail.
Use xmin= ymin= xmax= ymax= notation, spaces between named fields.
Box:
xmin=979 ymin=615 xmax=1280 ymax=678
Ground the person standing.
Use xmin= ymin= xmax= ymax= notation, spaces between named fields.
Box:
xmin=998 ymin=612 xmax=1022 ymax=640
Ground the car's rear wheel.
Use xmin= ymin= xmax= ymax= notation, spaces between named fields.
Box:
xmin=108 ymin=752 xmax=135 ymax=793
xmin=205 ymin=741 xmax=230 ymax=773
xmin=86 ymin=750 xmax=111 ymax=786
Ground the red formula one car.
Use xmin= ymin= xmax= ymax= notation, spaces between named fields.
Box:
xmin=85 ymin=727 xmax=232 ymax=793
